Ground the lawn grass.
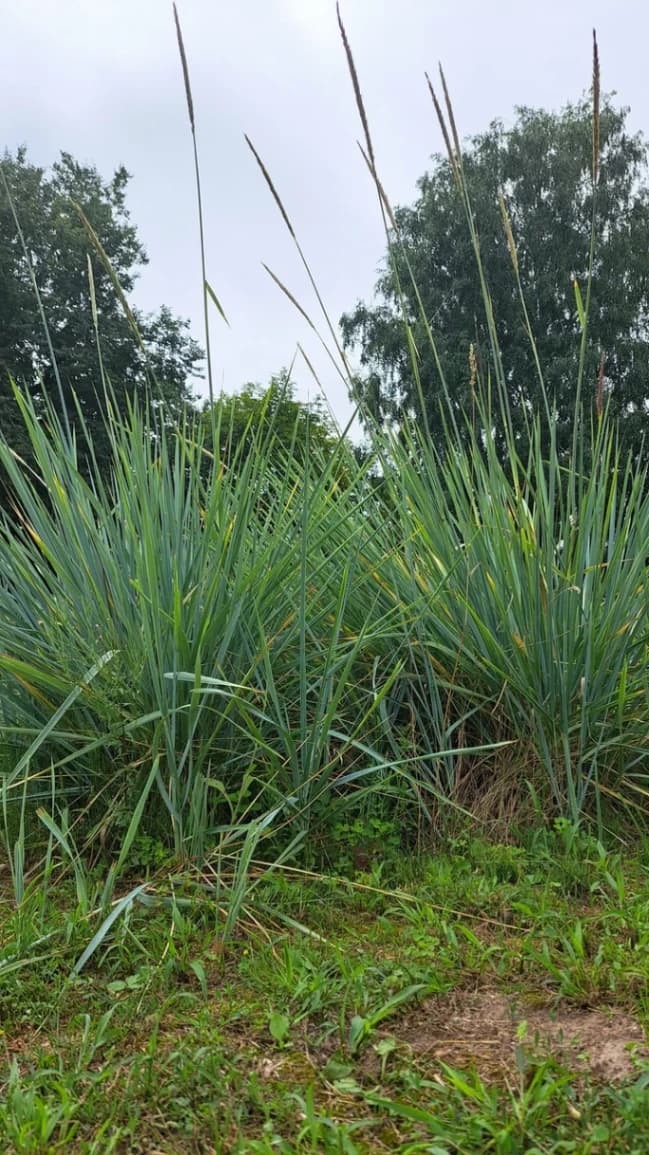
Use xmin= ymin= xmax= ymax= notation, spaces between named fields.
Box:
xmin=3 ymin=830 xmax=649 ymax=1153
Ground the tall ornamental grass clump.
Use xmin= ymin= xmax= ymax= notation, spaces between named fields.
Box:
xmin=330 ymin=13 xmax=649 ymax=826
xmin=0 ymin=383 xmax=432 ymax=868
xmin=378 ymin=415 xmax=649 ymax=824
xmin=1 ymin=7 xmax=649 ymax=931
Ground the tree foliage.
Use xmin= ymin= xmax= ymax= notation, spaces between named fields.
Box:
xmin=341 ymin=97 xmax=649 ymax=462
xmin=200 ymin=372 xmax=341 ymax=472
xmin=0 ymin=148 xmax=202 ymax=476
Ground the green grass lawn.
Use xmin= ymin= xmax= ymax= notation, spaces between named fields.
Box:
xmin=3 ymin=831 xmax=649 ymax=1153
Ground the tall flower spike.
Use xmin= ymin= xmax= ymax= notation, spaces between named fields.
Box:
xmin=426 ymin=74 xmax=460 ymax=189
xmin=592 ymin=29 xmax=600 ymax=186
xmin=498 ymin=190 xmax=519 ymax=275
xmin=337 ymin=4 xmax=376 ymax=172
xmin=173 ymin=4 xmax=195 ymax=133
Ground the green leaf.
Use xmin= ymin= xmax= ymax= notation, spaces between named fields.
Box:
xmin=205 ymin=279 xmax=230 ymax=326
xmin=348 ymin=1014 xmax=369 ymax=1054
xmin=189 ymin=959 xmax=208 ymax=998
xmin=268 ymin=1012 xmax=290 ymax=1044
xmin=573 ymin=275 xmax=586 ymax=331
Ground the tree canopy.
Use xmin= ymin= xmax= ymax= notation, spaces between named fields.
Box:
xmin=341 ymin=96 xmax=649 ymax=463
xmin=199 ymin=372 xmax=342 ymax=475
xmin=0 ymin=148 xmax=202 ymax=475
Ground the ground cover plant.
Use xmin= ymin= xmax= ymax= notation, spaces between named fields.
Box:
xmin=2 ymin=835 xmax=649 ymax=1152
xmin=2 ymin=7 xmax=649 ymax=1152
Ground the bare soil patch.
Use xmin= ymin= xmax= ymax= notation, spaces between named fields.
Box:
xmin=363 ymin=986 xmax=647 ymax=1083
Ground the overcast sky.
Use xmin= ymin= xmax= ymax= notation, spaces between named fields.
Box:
xmin=4 ymin=0 xmax=648 ymax=428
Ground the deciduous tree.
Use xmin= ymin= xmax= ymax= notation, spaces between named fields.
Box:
xmin=341 ymin=97 xmax=649 ymax=463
